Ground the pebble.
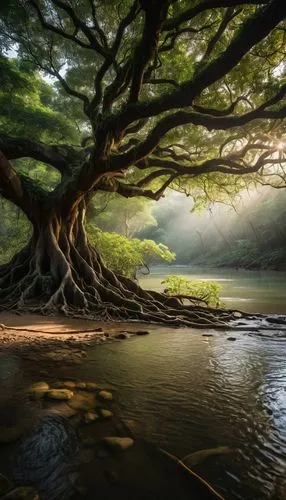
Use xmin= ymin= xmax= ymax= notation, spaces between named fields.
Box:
xmin=98 ymin=390 xmax=113 ymax=401
xmin=83 ymin=411 xmax=99 ymax=424
xmin=100 ymin=409 xmax=113 ymax=419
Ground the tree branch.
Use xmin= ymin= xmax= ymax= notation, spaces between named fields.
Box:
xmin=0 ymin=134 xmax=82 ymax=173
xmin=115 ymin=0 xmax=285 ymax=130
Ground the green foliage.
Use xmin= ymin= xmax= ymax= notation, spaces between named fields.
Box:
xmin=0 ymin=200 xmax=31 ymax=264
xmin=88 ymin=225 xmax=175 ymax=278
xmin=162 ymin=275 xmax=221 ymax=307
xmin=0 ymin=56 xmax=78 ymax=143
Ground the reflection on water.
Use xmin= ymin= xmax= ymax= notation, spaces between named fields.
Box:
xmin=139 ymin=266 xmax=286 ymax=314
xmin=77 ymin=330 xmax=286 ymax=499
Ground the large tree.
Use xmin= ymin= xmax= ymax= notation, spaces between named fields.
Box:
xmin=0 ymin=0 xmax=285 ymax=326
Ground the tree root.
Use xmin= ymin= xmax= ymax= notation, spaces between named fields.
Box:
xmin=0 ymin=234 xmax=285 ymax=331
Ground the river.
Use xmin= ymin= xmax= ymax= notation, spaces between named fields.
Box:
xmin=139 ymin=265 xmax=286 ymax=314
xmin=78 ymin=267 xmax=286 ymax=499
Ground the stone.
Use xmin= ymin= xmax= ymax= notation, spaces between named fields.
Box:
xmin=135 ymin=330 xmax=150 ymax=336
xmin=68 ymin=392 xmax=96 ymax=411
xmin=115 ymin=333 xmax=127 ymax=340
xmin=85 ymin=382 xmax=98 ymax=391
xmin=98 ymin=390 xmax=113 ymax=401
xmin=28 ymin=381 xmax=50 ymax=400
xmin=45 ymin=402 xmax=77 ymax=418
xmin=76 ymin=382 xmax=87 ymax=389
xmin=62 ymin=381 xmax=77 ymax=389
xmin=227 ymin=337 xmax=237 ymax=341
xmin=0 ymin=486 xmax=39 ymax=499
xmin=45 ymin=389 xmax=74 ymax=401
xmin=101 ymin=437 xmax=134 ymax=451
xmin=100 ymin=409 xmax=113 ymax=419
xmin=83 ymin=411 xmax=99 ymax=424
xmin=0 ymin=473 xmax=12 ymax=496
xmin=232 ymin=312 xmax=242 ymax=318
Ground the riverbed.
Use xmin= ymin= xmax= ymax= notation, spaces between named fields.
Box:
xmin=77 ymin=327 xmax=286 ymax=499
xmin=139 ymin=265 xmax=286 ymax=314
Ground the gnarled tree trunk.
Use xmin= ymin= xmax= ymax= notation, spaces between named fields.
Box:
xmin=0 ymin=196 xmax=241 ymax=327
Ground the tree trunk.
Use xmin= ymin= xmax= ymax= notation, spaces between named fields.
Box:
xmin=0 ymin=200 xmax=241 ymax=327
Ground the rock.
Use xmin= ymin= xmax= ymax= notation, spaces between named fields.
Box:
xmin=85 ymin=382 xmax=98 ymax=391
xmin=0 ymin=473 xmax=12 ymax=496
xmin=98 ymin=390 xmax=113 ymax=401
xmin=115 ymin=333 xmax=127 ymax=340
xmin=83 ymin=411 xmax=99 ymax=424
xmin=227 ymin=337 xmax=237 ymax=341
xmin=101 ymin=437 xmax=134 ymax=451
xmin=29 ymin=381 xmax=50 ymax=400
xmin=135 ymin=330 xmax=150 ymax=336
xmin=68 ymin=391 xmax=96 ymax=411
xmin=62 ymin=381 xmax=77 ymax=389
xmin=45 ymin=389 xmax=74 ymax=401
xmin=0 ymin=426 xmax=24 ymax=443
xmin=76 ymin=382 xmax=87 ymax=389
xmin=0 ymin=486 xmax=39 ymax=499
xmin=45 ymin=402 xmax=77 ymax=418
xmin=100 ymin=409 xmax=113 ymax=419
xmin=0 ymin=324 xmax=5 ymax=331
xmin=232 ymin=312 xmax=242 ymax=318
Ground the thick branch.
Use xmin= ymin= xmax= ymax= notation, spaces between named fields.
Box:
xmin=115 ymin=0 xmax=285 ymax=129
xmin=111 ymin=102 xmax=286 ymax=170
xmin=0 ymin=134 xmax=81 ymax=173
xmin=164 ymin=0 xmax=270 ymax=32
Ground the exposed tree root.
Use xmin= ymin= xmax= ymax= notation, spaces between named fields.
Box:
xmin=0 ymin=218 xmax=285 ymax=331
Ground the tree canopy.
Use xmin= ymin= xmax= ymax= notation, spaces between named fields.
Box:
xmin=0 ymin=0 xmax=285 ymax=326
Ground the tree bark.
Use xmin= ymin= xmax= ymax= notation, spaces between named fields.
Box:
xmin=0 ymin=197 xmax=243 ymax=327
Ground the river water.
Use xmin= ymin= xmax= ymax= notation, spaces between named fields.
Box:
xmin=139 ymin=265 xmax=286 ymax=314
xmin=80 ymin=267 xmax=286 ymax=499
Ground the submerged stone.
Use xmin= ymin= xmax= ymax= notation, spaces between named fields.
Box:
xmin=68 ymin=391 xmax=96 ymax=411
xmin=101 ymin=437 xmax=134 ymax=451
